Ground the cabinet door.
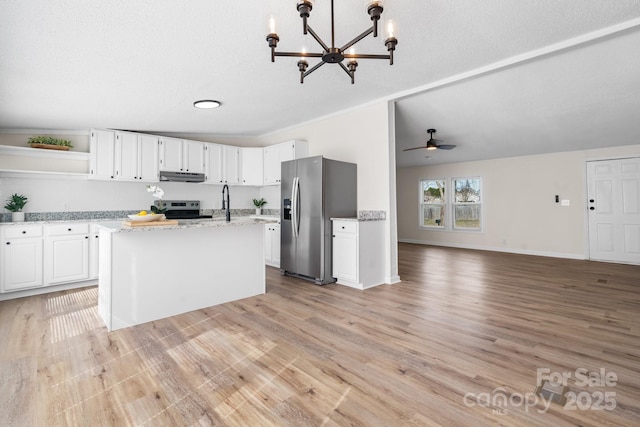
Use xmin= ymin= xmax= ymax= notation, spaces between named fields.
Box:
xmin=45 ymin=235 xmax=89 ymax=285
xmin=115 ymin=131 xmax=139 ymax=181
xmin=278 ymin=141 xmax=296 ymax=164
xmin=332 ymin=233 xmax=358 ymax=282
xmin=183 ymin=140 xmax=205 ymax=173
xmin=271 ymin=224 xmax=281 ymax=266
xmin=241 ymin=147 xmax=264 ymax=186
xmin=138 ymin=134 xmax=159 ymax=181
xmin=263 ymin=145 xmax=280 ymax=185
xmin=223 ymin=146 xmax=240 ymax=184
xmin=159 ymin=137 xmax=183 ymax=172
xmin=205 ymin=143 xmax=223 ymax=184
xmin=1 ymin=238 xmax=44 ymax=292
xmin=89 ymin=129 xmax=116 ymax=180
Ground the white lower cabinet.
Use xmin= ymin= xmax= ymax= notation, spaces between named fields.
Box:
xmin=332 ymin=219 xmax=386 ymax=289
xmin=264 ymin=223 xmax=280 ymax=267
xmin=1 ymin=225 xmax=44 ymax=292
xmin=44 ymin=223 xmax=90 ymax=285
xmin=1 ymin=221 xmax=99 ymax=296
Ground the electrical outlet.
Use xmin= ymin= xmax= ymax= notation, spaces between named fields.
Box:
xmin=561 ymin=199 xmax=570 ymax=206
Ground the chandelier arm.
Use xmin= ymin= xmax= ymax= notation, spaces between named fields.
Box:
xmin=306 ymin=25 xmax=330 ymax=52
xmin=339 ymin=62 xmax=352 ymax=78
xmin=303 ymin=61 xmax=327 ymax=78
xmin=344 ymin=53 xmax=391 ymax=60
xmin=275 ymin=52 xmax=324 ymax=58
xmin=340 ymin=27 xmax=374 ymax=52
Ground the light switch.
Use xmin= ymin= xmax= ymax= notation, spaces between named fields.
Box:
xmin=561 ymin=199 xmax=570 ymax=206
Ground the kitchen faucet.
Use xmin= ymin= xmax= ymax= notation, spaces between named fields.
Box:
xmin=222 ymin=184 xmax=230 ymax=222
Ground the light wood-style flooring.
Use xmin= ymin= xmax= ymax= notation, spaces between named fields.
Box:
xmin=1 ymin=243 xmax=639 ymax=426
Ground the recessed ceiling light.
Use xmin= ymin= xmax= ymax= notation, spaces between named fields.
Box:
xmin=193 ymin=100 xmax=221 ymax=109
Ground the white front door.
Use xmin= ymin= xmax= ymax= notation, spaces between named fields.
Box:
xmin=587 ymin=157 xmax=640 ymax=264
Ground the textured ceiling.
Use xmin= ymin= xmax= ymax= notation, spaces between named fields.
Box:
xmin=1 ymin=1 xmax=640 ymax=167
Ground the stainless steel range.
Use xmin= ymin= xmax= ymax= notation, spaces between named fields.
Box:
xmin=154 ymin=200 xmax=212 ymax=220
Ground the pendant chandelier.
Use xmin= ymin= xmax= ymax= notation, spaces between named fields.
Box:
xmin=266 ymin=0 xmax=398 ymax=84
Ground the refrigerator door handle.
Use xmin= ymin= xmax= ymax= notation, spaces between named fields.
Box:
xmin=291 ymin=176 xmax=299 ymax=238
xmin=295 ymin=176 xmax=301 ymax=237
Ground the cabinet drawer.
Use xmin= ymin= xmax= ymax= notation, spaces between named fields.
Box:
xmin=3 ymin=225 xmax=43 ymax=239
xmin=46 ymin=223 xmax=90 ymax=236
xmin=333 ymin=221 xmax=358 ymax=234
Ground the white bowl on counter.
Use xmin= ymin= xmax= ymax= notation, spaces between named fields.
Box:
xmin=127 ymin=214 xmax=165 ymax=222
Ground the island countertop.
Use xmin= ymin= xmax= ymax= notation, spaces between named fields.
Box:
xmin=97 ymin=216 xmax=278 ymax=233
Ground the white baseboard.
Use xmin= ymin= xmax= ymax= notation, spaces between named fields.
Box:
xmin=398 ymin=238 xmax=586 ymax=260
xmin=385 ymin=275 xmax=401 ymax=284
xmin=0 ymin=279 xmax=98 ymax=301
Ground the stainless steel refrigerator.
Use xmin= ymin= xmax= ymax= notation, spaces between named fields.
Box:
xmin=281 ymin=156 xmax=357 ymax=284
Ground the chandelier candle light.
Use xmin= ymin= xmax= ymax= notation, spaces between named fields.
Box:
xmin=266 ymin=0 xmax=398 ymax=84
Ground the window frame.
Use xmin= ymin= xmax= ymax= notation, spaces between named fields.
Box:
xmin=452 ymin=176 xmax=482 ymax=231
xmin=418 ymin=176 xmax=483 ymax=232
xmin=418 ymin=178 xmax=447 ymax=230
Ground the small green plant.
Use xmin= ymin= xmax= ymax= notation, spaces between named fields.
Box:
xmin=4 ymin=193 xmax=28 ymax=212
xmin=27 ymin=136 xmax=73 ymax=148
xmin=252 ymin=198 xmax=267 ymax=208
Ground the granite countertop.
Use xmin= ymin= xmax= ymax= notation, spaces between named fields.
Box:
xmin=98 ymin=216 xmax=278 ymax=233
xmin=0 ymin=215 xmax=280 ymax=228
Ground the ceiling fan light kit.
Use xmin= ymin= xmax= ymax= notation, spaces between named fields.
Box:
xmin=404 ymin=129 xmax=457 ymax=152
xmin=266 ymin=0 xmax=398 ymax=84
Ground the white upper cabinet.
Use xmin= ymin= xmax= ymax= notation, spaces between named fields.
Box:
xmin=90 ymin=129 xmax=159 ymax=182
xmin=137 ymin=134 xmax=160 ymax=181
xmin=183 ymin=140 xmax=206 ymax=173
xmin=241 ymin=147 xmax=264 ymax=186
xmin=204 ymin=144 xmax=241 ymax=185
xmin=116 ymin=131 xmax=139 ymax=180
xmin=223 ymin=145 xmax=240 ymax=184
xmin=159 ymin=137 xmax=183 ymax=172
xmin=264 ymin=140 xmax=308 ymax=185
xmin=89 ymin=129 xmax=116 ymax=180
xmin=159 ymin=138 xmax=205 ymax=173
xmin=90 ymin=130 xmax=307 ymax=187
xmin=205 ymin=143 xmax=223 ymax=184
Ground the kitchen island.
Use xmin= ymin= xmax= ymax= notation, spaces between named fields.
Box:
xmin=97 ymin=217 xmax=274 ymax=331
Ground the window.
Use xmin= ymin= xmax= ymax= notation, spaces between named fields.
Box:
xmin=453 ymin=178 xmax=481 ymax=230
xmin=420 ymin=179 xmax=446 ymax=228
xmin=419 ymin=177 xmax=482 ymax=231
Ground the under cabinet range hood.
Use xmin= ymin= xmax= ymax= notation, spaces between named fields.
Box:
xmin=159 ymin=171 xmax=205 ymax=183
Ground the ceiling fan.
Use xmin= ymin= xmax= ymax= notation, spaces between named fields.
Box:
xmin=403 ymin=129 xmax=456 ymax=151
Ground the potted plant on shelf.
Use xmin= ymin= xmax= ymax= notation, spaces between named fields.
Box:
xmin=27 ymin=136 xmax=74 ymax=151
xmin=4 ymin=193 xmax=28 ymax=222
xmin=252 ymin=198 xmax=267 ymax=215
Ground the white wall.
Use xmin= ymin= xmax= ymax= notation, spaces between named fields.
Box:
xmin=260 ymin=103 xmax=392 ymax=212
xmin=0 ymin=175 xmax=261 ymax=212
xmin=397 ymin=144 xmax=640 ymax=258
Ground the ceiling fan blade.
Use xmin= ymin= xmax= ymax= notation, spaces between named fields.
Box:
xmin=436 ymin=144 xmax=456 ymax=150
xmin=403 ymin=146 xmax=428 ymax=152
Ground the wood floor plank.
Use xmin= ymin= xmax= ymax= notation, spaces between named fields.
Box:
xmin=1 ymin=243 xmax=639 ymax=425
